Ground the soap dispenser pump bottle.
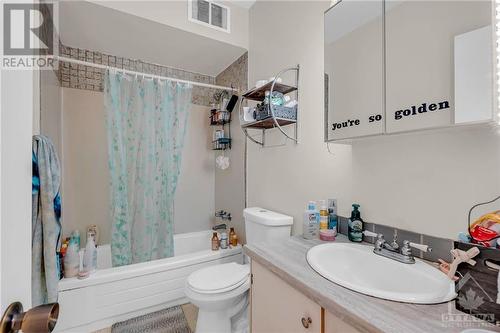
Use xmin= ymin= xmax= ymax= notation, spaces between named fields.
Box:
xmin=348 ymin=204 xmax=363 ymax=242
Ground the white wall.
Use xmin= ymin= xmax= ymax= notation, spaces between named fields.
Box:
xmin=40 ymin=70 xmax=63 ymax=158
xmin=59 ymin=88 xmax=214 ymax=246
xmin=215 ymin=54 xmax=247 ymax=243
xmin=90 ymin=0 xmax=249 ymax=50
xmin=248 ymin=1 xmax=353 ymax=236
xmin=248 ymin=1 xmax=500 ymax=240
xmin=174 ymin=105 xmax=215 ymax=234
xmin=0 ymin=69 xmax=34 ymax=309
xmin=60 ymin=88 xmax=110 ymax=246
xmin=352 ymin=126 xmax=500 ymax=239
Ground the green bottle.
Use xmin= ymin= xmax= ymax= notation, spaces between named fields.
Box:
xmin=348 ymin=204 xmax=363 ymax=242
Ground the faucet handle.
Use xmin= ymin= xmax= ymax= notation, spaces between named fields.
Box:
xmin=408 ymin=241 xmax=432 ymax=253
xmin=363 ymin=230 xmax=378 ymax=238
xmin=401 ymin=240 xmax=432 ymax=256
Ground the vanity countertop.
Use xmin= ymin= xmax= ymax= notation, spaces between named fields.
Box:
xmin=244 ymin=235 xmax=500 ymax=333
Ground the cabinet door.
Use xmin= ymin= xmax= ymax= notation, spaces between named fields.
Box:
xmin=324 ymin=0 xmax=385 ymax=141
xmin=251 ymin=260 xmax=321 ymax=333
xmin=385 ymin=0 xmax=494 ymax=133
xmin=324 ymin=311 xmax=360 ymax=333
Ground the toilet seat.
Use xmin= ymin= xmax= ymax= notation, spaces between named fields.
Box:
xmin=187 ymin=263 xmax=250 ymax=294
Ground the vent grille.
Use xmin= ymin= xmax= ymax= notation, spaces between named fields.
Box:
xmin=189 ymin=0 xmax=230 ymax=32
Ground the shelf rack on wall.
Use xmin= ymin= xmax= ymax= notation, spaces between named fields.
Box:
xmin=210 ymin=108 xmax=232 ymax=151
xmin=240 ymin=65 xmax=299 ymax=146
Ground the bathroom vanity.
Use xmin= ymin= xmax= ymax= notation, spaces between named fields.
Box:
xmin=245 ymin=236 xmax=500 ymax=333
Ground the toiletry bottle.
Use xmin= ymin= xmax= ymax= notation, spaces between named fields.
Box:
xmin=220 ymin=232 xmax=228 ymax=249
xmin=229 ymin=227 xmax=238 ymax=247
xmin=328 ymin=199 xmax=338 ymax=234
xmin=211 ymin=232 xmax=220 ymax=251
xmin=87 ymin=224 xmax=98 ymax=245
xmin=71 ymin=229 xmax=81 ymax=249
xmin=319 ymin=200 xmax=328 ymax=230
xmin=348 ymin=204 xmax=364 ymax=242
xmin=64 ymin=239 xmax=79 ymax=278
xmin=83 ymin=232 xmax=97 ymax=273
xmin=303 ymin=201 xmax=320 ymax=239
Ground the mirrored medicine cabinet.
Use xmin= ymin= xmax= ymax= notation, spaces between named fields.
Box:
xmin=324 ymin=0 xmax=497 ymax=142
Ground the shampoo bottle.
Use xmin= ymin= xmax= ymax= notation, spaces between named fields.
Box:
xmin=319 ymin=200 xmax=328 ymax=230
xmin=328 ymin=199 xmax=338 ymax=236
xmin=348 ymin=204 xmax=363 ymax=242
xmin=83 ymin=233 xmax=97 ymax=273
xmin=303 ymin=201 xmax=320 ymax=239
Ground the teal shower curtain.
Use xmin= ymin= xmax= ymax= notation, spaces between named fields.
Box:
xmin=104 ymin=70 xmax=192 ymax=267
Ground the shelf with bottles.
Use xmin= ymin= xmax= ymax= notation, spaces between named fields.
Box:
xmin=240 ymin=65 xmax=299 ymax=146
xmin=210 ymin=109 xmax=232 ymax=126
xmin=242 ymin=81 xmax=297 ymax=102
xmin=212 ymin=137 xmax=232 ymax=150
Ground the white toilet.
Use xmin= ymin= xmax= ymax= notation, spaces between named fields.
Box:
xmin=185 ymin=207 xmax=293 ymax=333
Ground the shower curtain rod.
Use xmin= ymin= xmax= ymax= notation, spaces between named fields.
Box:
xmin=55 ymin=56 xmax=238 ymax=92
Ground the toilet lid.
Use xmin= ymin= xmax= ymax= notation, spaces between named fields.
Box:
xmin=187 ymin=263 xmax=250 ymax=294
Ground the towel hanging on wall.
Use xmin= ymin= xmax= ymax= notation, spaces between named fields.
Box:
xmin=32 ymin=135 xmax=62 ymax=305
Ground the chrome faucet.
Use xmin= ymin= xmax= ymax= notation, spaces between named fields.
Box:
xmin=215 ymin=210 xmax=232 ymax=221
xmin=363 ymin=230 xmax=432 ymax=264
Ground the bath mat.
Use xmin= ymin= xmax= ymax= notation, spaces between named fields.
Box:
xmin=111 ymin=306 xmax=192 ymax=333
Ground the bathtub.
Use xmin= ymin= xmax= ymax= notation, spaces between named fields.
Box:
xmin=55 ymin=230 xmax=243 ymax=333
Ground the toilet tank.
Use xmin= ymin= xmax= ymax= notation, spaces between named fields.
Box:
xmin=244 ymin=207 xmax=293 ymax=245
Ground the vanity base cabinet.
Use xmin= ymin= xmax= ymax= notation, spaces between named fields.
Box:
xmin=250 ymin=260 xmax=361 ymax=333
xmin=251 ymin=260 xmax=321 ymax=333
xmin=324 ymin=311 xmax=361 ymax=333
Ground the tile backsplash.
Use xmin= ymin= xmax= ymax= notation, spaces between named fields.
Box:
xmin=58 ymin=44 xmax=222 ymax=106
xmin=338 ymin=216 xmax=453 ymax=262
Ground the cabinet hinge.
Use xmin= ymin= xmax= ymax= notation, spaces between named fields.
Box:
xmin=251 ymin=273 xmax=254 ymax=284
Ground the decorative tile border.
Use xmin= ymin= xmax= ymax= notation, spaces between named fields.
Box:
xmin=215 ymin=52 xmax=248 ymax=92
xmin=337 ymin=216 xmax=453 ymax=262
xmin=58 ymin=44 xmax=220 ymax=106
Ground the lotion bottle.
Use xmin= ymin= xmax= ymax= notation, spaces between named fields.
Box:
xmin=303 ymin=201 xmax=320 ymax=239
xmin=319 ymin=200 xmax=328 ymax=230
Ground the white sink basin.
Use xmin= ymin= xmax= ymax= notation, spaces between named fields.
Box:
xmin=307 ymin=243 xmax=456 ymax=304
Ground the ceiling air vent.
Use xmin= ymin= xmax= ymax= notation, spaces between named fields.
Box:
xmin=188 ymin=0 xmax=230 ymax=33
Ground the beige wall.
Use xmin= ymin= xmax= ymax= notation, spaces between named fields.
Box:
xmin=90 ymin=0 xmax=249 ymax=50
xmin=352 ymin=127 xmax=500 ymax=239
xmin=248 ymin=1 xmax=500 ymax=240
xmin=174 ymin=105 xmax=216 ymax=234
xmin=60 ymin=88 xmax=215 ymax=246
xmin=215 ymin=53 xmax=248 ymax=243
xmin=248 ymin=1 xmax=353 ymax=236
xmin=40 ymin=70 xmax=63 ymax=159
xmin=61 ymin=88 xmax=110 ymax=246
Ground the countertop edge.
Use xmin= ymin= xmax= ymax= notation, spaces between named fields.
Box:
xmin=244 ymin=244 xmax=384 ymax=333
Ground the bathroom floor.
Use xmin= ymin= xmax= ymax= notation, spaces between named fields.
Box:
xmin=91 ymin=303 xmax=199 ymax=333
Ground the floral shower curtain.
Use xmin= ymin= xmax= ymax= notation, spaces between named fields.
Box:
xmin=104 ymin=70 xmax=192 ymax=267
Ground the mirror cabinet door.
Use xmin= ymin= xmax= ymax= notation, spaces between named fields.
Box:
xmin=385 ymin=0 xmax=494 ymax=133
xmin=324 ymin=0 xmax=385 ymax=141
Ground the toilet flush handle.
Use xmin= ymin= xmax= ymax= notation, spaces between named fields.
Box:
xmin=301 ymin=316 xmax=312 ymax=329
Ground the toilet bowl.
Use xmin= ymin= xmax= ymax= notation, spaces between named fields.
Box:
xmin=185 ymin=208 xmax=293 ymax=333
xmin=185 ymin=262 xmax=250 ymax=333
